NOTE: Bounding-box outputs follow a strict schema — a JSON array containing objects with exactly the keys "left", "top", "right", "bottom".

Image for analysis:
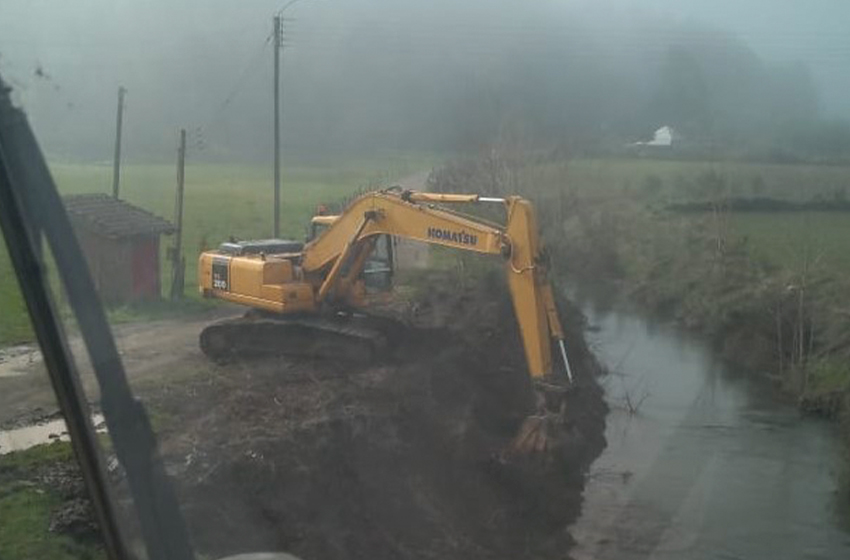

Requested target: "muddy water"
[
  {"left": 570, "top": 298, "right": 850, "bottom": 560},
  {"left": 0, "top": 344, "right": 41, "bottom": 378},
  {"left": 0, "top": 414, "right": 105, "bottom": 455}
]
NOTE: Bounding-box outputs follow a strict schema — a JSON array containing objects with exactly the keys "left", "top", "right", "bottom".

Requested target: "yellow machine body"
[
  {"left": 198, "top": 188, "right": 570, "bottom": 380},
  {"left": 198, "top": 253, "right": 320, "bottom": 314}
]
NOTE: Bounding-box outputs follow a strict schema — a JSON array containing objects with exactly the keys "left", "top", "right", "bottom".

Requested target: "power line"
[
  {"left": 275, "top": 0, "right": 307, "bottom": 17},
  {"left": 276, "top": 36, "right": 850, "bottom": 64},
  {"left": 198, "top": 33, "right": 273, "bottom": 136},
  {"left": 286, "top": 25, "right": 850, "bottom": 49},
  {"left": 218, "top": 33, "right": 273, "bottom": 110}
]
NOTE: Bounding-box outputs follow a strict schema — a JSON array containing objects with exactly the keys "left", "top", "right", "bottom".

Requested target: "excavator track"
[{"left": 200, "top": 311, "right": 397, "bottom": 363}]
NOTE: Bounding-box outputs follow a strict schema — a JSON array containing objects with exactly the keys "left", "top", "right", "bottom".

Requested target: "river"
[{"left": 569, "top": 295, "right": 850, "bottom": 560}]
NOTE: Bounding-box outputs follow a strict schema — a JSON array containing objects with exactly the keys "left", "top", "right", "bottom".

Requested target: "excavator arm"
[{"left": 302, "top": 189, "right": 573, "bottom": 382}]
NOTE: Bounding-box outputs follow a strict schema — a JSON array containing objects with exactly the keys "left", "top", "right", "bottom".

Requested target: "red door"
[{"left": 131, "top": 238, "right": 159, "bottom": 300}]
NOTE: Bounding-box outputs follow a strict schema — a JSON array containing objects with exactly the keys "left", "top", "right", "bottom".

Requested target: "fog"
[{"left": 1, "top": 0, "right": 849, "bottom": 161}]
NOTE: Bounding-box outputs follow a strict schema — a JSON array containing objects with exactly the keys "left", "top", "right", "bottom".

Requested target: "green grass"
[
  {"left": 0, "top": 441, "right": 75, "bottom": 471},
  {"left": 807, "top": 359, "right": 850, "bottom": 395},
  {"left": 729, "top": 212, "right": 850, "bottom": 275},
  {"left": 0, "top": 154, "right": 436, "bottom": 346},
  {"left": 518, "top": 157, "right": 850, "bottom": 276},
  {"left": 0, "top": 489, "right": 104, "bottom": 560},
  {"left": 523, "top": 157, "right": 850, "bottom": 201},
  {"left": 4, "top": 154, "right": 849, "bottom": 341},
  {"left": 0, "top": 442, "right": 105, "bottom": 560},
  {"left": 0, "top": 254, "right": 32, "bottom": 345}
]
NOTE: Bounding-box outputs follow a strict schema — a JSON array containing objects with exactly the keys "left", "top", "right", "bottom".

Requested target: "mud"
[
  {"left": 0, "top": 344, "right": 42, "bottom": 378},
  {"left": 152, "top": 277, "right": 607, "bottom": 559},
  {"left": 0, "top": 446, "right": 100, "bottom": 542},
  {"left": 39, "top": 461, "right": 101, "bottom": 540}
]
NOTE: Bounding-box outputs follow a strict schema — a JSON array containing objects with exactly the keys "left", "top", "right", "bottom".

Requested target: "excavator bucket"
[
  {"left": 506, "top": 383, "right": 571, "bottom": 456},
  {"left": 509, "top": 415, "right": 554, "bottom": 454}
]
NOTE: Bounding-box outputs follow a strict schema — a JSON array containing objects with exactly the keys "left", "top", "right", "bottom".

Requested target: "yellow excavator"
[{"left": 198, "top": 187, "right": 573, "bottom": 450}]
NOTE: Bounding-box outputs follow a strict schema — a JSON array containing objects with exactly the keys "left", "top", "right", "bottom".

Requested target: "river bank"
[
  {"left": 428, "top": 154, "right": 850, "bottom": 503},
  {"left": 555, "top": 187, "right": 850, "bottom": 510},
  {"left": 548, "top": 196, "right": 850, "bottom": 418}
]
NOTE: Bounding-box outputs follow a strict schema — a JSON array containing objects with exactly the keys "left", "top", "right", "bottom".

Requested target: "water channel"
[{"left": 570, "top": 295, "right": 850, "bottom": 559}]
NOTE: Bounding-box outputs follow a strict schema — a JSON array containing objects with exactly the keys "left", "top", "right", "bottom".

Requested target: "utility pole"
[
  {"left": 111, "top": 86, "right": 126, "bottom": 198},
  {"left": 170, "top": 129, "right": 186, "bottom": 300},
  {"left": 273, "top": 15, "right": 282, "bottom": 238}
]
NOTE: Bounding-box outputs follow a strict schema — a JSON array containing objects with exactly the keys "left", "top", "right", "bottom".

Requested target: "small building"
[
  {"left": 63, "top": 193, "right": 174, "bottom": 304},
  {"left": 646, "top": 125, "right": 678, "bottom": 147},
  {"left": 630, "top": 125, "right": 681, "bottom": 148}
]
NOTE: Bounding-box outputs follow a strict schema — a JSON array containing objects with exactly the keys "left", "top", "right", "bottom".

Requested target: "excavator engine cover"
[{"left": 218, "top": 239, "right": 304, "bottom": 256}]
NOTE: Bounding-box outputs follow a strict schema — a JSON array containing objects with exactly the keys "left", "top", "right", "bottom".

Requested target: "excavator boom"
[{"left": 298, "top": 189, "right": 571, "bottom": 380}]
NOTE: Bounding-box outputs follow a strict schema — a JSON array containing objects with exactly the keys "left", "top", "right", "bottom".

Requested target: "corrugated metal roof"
[{"left": 63, "top": 193, "right": 175, "bottom": 238}]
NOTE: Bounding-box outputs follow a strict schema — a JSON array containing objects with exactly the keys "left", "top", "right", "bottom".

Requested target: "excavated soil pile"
[{"left": 157, "top": 280, "right": 607, "bottom": 559}]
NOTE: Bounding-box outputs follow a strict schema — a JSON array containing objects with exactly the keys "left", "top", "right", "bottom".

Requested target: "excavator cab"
[
  {"left": 361, "top": 235, "right": 394, "bottom": 293},
  {"left": 309, "top": 214, "right": 394, "bottom": 294}
]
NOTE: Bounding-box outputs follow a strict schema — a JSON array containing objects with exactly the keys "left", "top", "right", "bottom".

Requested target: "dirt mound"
[{"left": 156, "top": 282, "right": 607, "bottom": 559}]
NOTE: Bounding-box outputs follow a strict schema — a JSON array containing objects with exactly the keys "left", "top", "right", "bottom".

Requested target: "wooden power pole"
[
  {"left": 170, "top": 129, "right": 186, "bottom": 300},
  {"left": 111, "top": 86, "right": 126, "bottom": 198},
  {"left": 273, "top": 14, "right": 282, "bottom": 238}
]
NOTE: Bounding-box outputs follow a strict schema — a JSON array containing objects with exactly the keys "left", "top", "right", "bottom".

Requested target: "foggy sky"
[{"left": 1, "top": 0, "right": 848, "bottom": 161}]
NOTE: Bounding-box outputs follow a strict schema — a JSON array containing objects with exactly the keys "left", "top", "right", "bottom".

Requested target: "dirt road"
[
  {"left": 0, "top": 306, "right": 238, "bottom": 428},
  {"left": 0, "top": 171, "right": 435, "bottom": 428}
]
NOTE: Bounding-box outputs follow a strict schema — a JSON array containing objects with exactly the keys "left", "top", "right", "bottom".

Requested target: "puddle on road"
[
  {"left": 0, "top": 345, "right": 42, "bottom": 378},
  {"left": 0, "top": 414, "right": 105, "bottom": 454}
]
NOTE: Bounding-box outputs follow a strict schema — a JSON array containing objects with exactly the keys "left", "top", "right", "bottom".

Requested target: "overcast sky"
[
  {"left": 1, "top": 0, "right": 848, "bottom": 159},
  {"left": 3, "top": 0, "right": 847, "bottom": 112},
  {"left": 639, "top": 0, "right": 850, "bottom": 118}
]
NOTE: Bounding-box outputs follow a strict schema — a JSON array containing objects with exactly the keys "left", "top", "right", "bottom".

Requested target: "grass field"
[
  {"left": 525, "top": 157, "right": 850, "bottom": 201},
  {"left": 4, "top": 154, "right": 850, "bottom": 346},
  {"left": 0, "top": 154, "right": 435, "bottom": 346},
  {"left": 729, "top": 212, "right": 850, "bottom": 275},
  {"left": 520, "top": 157, "right": 850, "bottom": 275}
]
